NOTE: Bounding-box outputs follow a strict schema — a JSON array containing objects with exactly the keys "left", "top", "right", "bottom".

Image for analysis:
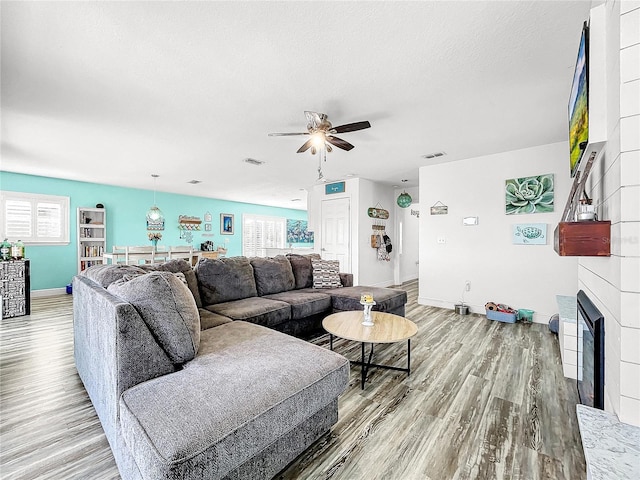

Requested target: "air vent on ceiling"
[
  {"left": 244, "top": 158, "right": 265, "bottom": 166},
  {"left": 187, "top": 180, "right": 202, "bottom": 184},
  {"left": 422, "top": 151, "right": 447, "bottom": 159}
]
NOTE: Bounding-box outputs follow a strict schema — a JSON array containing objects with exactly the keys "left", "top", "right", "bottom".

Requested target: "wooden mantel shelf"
[{"left": 554, "top": 221, "right": 611, "bottom": 257}]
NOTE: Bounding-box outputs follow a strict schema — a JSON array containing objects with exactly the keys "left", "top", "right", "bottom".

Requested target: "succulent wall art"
[{"left": 505, "top": 174, "right": 554, "bottom": 215}]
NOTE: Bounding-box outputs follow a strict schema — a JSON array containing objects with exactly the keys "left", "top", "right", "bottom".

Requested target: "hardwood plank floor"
[{"left": 0, "top": 281, "right": 585, "bottom": 479}]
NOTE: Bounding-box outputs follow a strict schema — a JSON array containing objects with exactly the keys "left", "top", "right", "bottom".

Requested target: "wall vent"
[{"left": 422, "top": 151, "right": 447, "bottom": 159}]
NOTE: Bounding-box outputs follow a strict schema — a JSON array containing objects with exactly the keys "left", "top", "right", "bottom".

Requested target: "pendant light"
[
  {"left": 146, "top": 174, "right": 165, "bottom": 228},
  {"left": 397, "top": 191, "right": 412, "bottom": 208}
]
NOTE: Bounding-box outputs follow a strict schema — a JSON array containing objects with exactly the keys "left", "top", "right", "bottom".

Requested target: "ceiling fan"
[{"left": 268, "top": 111, "right": 371, "bottom": 155}]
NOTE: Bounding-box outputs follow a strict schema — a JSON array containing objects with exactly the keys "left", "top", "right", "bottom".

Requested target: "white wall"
[
  {"left": 418, "top": 142, "right": 578, "bottom": 322},
  {"left": 394, "top": 186, "right": 420, "bottom": 284},
  {"left": 578, "top": 1, "right": 640, "bottom": 427},
  {"left": 307, "top": 177, "right": 397, "bottom": 287},
  {"left": 356, "top": 178, "right": 396, "bottom": 287}
]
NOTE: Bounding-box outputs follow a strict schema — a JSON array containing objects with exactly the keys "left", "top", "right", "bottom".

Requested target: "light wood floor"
[{"left": 0, "top": 281, "right": 585, "bottom": 479}]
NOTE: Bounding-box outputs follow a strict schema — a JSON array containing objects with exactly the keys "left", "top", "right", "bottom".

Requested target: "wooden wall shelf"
[{"left": 554, "top": 221, "right": 611, "bottom": 257}]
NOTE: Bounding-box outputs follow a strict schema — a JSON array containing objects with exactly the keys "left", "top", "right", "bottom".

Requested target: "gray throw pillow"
[
  {"left": 196, "top": 256, "right": 257, "bottom": 305},
  {"left": 311, "top": 259, "right": 342, "bottom": 289},
  {"left": 250, "top": 255, "right": 295, "bottom": 296},
  {"left": 80, "top": 264, "right": 147, "bottom": 288},
  {"left": 287, "top": 253, "right": 321, "bottom": 289},
  {"left": 156, "top": 259, "right": 192, "bottom": 274},
  {"left": 107, "top": 271, "right": 200, "bottom": 364},
  {"left": 156, "top": 260, "right": 202, "bottom": 308}
]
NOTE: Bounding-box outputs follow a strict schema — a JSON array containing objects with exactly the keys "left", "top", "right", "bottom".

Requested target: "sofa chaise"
[{"left": 72, "top": 254, "right": 406, "bottom": 479}]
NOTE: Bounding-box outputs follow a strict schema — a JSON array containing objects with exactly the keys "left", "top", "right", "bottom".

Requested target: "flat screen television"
[{"left": 568, "top": 22, "right": 589, "bottom": 178}]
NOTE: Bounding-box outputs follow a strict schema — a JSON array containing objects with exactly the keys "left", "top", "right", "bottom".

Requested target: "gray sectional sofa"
[
  {"left": 194, "top": 254, "right": 407, "bottom": 337},
  {"left": 73, "top": 254, "right": 406, "bottom": 479}
]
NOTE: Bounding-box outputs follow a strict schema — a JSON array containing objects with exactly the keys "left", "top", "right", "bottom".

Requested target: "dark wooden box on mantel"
[{"left": 554, "top": 221, "right": 611, "bottom": 256}]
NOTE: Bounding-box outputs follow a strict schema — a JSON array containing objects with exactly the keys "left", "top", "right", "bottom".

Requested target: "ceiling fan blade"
[
  {"left": 297, "top": 139, "right": 314, "bottom": 153},
  {"left": 268, "top": 132, "right": 310, "bottom": 137},
  {"left": 326, "top": 136, "right": 355, "bottom": 151},
  {"left": 330, "top": 121, "right": 371, "bottom": 134}
]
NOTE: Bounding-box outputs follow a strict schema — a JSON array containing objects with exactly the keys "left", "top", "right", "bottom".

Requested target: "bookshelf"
[{"left": 77, "top": 207, "right": 106, "bottom": 273}]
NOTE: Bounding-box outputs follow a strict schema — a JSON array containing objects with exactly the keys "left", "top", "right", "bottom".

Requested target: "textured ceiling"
[{"left": 1, "top": 1, "right": 593, "bottom": 210}]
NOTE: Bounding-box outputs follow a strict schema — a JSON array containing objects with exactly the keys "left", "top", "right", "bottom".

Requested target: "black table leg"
[
  {"left": 361, "top": 343, "right": 375, "bottom": 389},
  {"left": 361, "top": 342, "right": 365, "bottom": 389},
  {"left": 330, "top": 334, "right": 334, "bottom": 351}
]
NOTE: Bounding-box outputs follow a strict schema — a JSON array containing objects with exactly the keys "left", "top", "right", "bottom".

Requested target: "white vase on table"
[{"left": 360, "top": 300, "right": 376, "bottom": 326}]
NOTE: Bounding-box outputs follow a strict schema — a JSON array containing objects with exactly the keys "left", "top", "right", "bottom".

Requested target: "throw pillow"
[
  {"left": 156, "top": 259, "right": 192, "bottom": 274},
  {"left": 107, "top": 271, "right": 200, "bottom": 364},
  {"left": 156, "top": 260, "right": 202, "bottom": 308},
  {"left": 311, "top": 259, "right": 342, "bottom": 289},
  {"left": 80, "top": 264, "right": 147, "bottom": 288},
  {"left": 195, "top": 256, "right": 258, "bottom": 305},
  {"left": 287, "top": 253, "right": 321, "bottom": 289},
  {"left": 250, "top": 255, "right": 295, "bottom": 296}
]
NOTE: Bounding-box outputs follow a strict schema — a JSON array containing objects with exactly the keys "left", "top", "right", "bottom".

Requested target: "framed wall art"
[
  {"left": 221, "top": 214, "right": 234, "bottom": 235},
  {"left": 505, "top": 174, "right": 554, "bottom": 215},
  {"left": 512, "top": 223, "right": 547, "bottom": 245},
  {"left": 286, "top": 219, "right": 314, "bottom": 244}
]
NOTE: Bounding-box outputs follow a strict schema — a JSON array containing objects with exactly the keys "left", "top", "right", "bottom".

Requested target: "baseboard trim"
[
  {"left": 31, "top": 288, "right": 67, "bottom": 298},
  {"left": 417, "top": 296, "right": 483, "bottom": 315}
]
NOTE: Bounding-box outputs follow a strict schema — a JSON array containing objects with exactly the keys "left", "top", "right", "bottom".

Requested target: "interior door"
[{"left": 321, "top": 197, "right": 350, "bottom": 272}]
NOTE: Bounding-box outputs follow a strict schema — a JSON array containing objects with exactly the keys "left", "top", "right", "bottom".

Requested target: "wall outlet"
[
  {"left": 437, "top": 237, "right": 446, "bottom": 244},
  {"left": 465, "top": 281, "right": 471, "bottom": 291}
]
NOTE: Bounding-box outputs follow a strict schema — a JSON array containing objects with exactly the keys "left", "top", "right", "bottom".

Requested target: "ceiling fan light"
[
  {"left": 312, "top": 133, "right": 324, "bottom": 148},
  {"left": 311, "top": 146, "right": 317, "bottom": 155},
  {"left": 397, "top": 191, "right": 412, "bottom": 208}
]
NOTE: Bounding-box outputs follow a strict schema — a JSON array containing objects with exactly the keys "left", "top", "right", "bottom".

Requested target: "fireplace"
[{"left": 577, "top": 290, "right": 605, "bottom": 410}]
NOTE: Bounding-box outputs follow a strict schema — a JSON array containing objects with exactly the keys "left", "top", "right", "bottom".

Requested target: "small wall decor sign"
[
  {"left": 204, "top": 223, "right": 212, "bottom": 232},
  {"left": 430, "top": 201, "right": 448, "bottom": 215},
  {"left": 204, "top": 212, "right": 212, "bottom": 222},
  {"left": 178, "top": 215, "right": 202, "bottom": 230},
  {"left": 367, "top": 207, "right": 389, "bottom": 219},
  {"left": 505, "top": 174, "right": 554, "bottom": 215},
  {"left": 221, "top": 214, "right": 234, "bottom": 235},
  {"left": 325, "top": 182, "right": 345, "bottom": 195},
  {"left": 512, "top": 223, "right": 547, "bottom": 245}
]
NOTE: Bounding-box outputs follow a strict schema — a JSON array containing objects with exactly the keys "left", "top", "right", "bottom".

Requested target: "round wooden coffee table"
[{"left": 322, "top": 311, "right": 418, "bottom": 389}]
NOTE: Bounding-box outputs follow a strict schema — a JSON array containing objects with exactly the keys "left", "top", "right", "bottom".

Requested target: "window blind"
[
  {"left": 242, "top": 214, "right": 285, "bottom": 257},
  {"left": 0, "top": 191, "right": 70, "bottom": 244}
]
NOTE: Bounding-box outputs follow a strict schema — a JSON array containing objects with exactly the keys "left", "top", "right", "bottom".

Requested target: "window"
[
  {"left": 242, "top": 214, "right": 286, "bottom": 257},
  {"left": 0, "top": 191, "right": 70, "bottom": 244}
]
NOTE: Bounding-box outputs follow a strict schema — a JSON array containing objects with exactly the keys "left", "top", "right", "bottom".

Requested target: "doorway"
[{"left": 321, "top": 197, "right": 351, "bottom": 273}]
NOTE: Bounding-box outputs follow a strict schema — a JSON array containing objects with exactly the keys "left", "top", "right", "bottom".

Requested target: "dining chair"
[{"left": 126, "top": 246, "right": 155, "bottom": 265}]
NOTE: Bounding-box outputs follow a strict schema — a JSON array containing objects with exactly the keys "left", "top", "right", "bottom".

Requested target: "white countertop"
[
  {"left": 557, "top": 294, "right": 577, "bottom": 323},
  {"left": 576, "top": 404, "right": 640, "bottom": 480}
]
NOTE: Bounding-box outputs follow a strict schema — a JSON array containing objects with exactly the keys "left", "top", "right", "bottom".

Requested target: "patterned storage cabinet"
[{"left": 1, "top": 259, "right": 31, "bottom": 319}]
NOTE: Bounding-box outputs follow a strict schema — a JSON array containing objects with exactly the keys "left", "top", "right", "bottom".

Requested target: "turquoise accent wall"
[{"left": 1, "top": 172, "right": 308, "bottom": 291}]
